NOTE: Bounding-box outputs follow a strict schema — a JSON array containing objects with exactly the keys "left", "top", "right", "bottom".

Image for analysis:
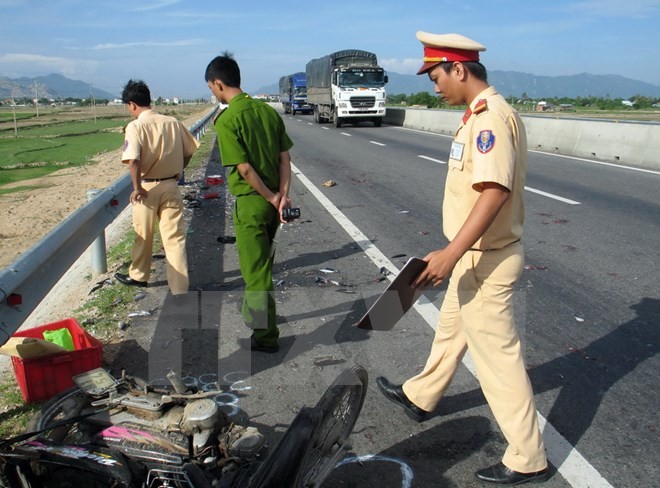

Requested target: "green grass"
[
  {"left": 0, "top": 112, "right": 35, "bottom": 122},
  {"left": 0, "top": 378, "right": 41, "bottom": 438},
  {"left": 9, "top": 117, "right": 127, "bottom": 137},
  {"left": 0, "top": 133, "right": 124, "bottom": 186}
]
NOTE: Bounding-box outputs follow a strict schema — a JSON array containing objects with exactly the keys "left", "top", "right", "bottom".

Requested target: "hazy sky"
[{"left": 1, "top": 0, "right": 659, "bottom": 98}]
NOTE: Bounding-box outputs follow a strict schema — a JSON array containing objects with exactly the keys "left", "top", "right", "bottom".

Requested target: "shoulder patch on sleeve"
[
  {"left": 473, "top": 99, "right": 488, "bottom": 115},
  {"left": 476, "top": 129, "right": 495, "bottom": 154}
]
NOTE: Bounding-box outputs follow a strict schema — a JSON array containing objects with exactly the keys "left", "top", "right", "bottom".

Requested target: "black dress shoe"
[
  {"left": 376, "top": 376, "right": 428, "bottom": 422},
  {"left": 114, "top": 273, "right": 147, "bottom": 287},
  {"left": 238, "top": 335, "right": 279, "bottom": 353},
  {"left": 475, "top": 462, "right": 549, "bottom": 485}
]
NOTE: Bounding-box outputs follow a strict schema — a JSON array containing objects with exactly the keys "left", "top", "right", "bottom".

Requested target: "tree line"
[
  {"left": 386, "top": 93, "right": 660, "bottom": 110},
  {"left": 0, "top": 96, "right": 210, "bottom": 107}
]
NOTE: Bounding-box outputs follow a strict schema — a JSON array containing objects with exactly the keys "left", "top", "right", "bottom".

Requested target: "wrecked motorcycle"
[{"left": 0, "top": 365, "right": 368, "bottom": 487}]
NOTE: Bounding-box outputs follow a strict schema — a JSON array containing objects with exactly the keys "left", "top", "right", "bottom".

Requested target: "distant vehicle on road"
[
  {"left": 279, "top": 72, "right": 312, "bottom": 115},
  {"left": 305, "top": 49, "right": 388, "bottom": 128}
]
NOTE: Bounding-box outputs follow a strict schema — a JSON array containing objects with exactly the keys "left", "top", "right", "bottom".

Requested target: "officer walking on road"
[
  {"left": 205, "top": 52, "right": 294, "bottom": 353},
  {"left": 115, "top": 79, "right": 200, "bottom": 295},
  {"left": 376, "top": 32, "right": 549, "bottom": 485}
]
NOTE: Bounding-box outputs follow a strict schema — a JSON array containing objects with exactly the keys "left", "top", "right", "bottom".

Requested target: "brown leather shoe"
[
  {"left": 475, "top": 462, "right": 550, "bottom": 485},
  {"left": 114, "top": 273, "right": 147, "bottom": 288},
  {"left": 376, "top": 376, "right": 428, "bottom": 422}
]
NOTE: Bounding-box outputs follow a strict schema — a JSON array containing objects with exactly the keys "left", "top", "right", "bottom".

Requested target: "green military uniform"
[{"left": 214, "top": 93, "right": 293, "bottom": 346}]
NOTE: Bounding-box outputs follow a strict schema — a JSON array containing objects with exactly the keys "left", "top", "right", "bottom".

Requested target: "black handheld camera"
[{"left": 282, "top": 207, "right": 301, "bottom": 222}]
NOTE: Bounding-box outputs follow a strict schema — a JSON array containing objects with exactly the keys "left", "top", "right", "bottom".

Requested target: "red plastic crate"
[{"left": 11, "top": 318, "right": 103, "bottom": 403}]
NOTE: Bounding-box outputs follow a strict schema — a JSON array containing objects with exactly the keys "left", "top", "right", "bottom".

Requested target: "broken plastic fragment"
[{"left": 128, "top": 310, "right": 151, "bottom": 318}]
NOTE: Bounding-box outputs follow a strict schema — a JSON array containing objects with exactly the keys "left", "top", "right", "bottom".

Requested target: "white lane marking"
[
  {"left": 391, "top": 126, "right": 657, "bottom": 175},
  {"left": 418, "top": 155, "right": 447, "bottom": 164},
  {"left": 370, "top": 141, "right": 386, "bottom": 146},
  {"left": 291, "top": 160, "right": 613, "bottom": 488},
  {"left": 341, "top": 132, "right": 352, "bottom": 136},
  {"left": 391, "top": 125, "right": 454, "bottom": 139},
  {"left": 322, "top": 127, "right": 330, "bottom": 130},
  {"left": 530, "top": 150, "right": 660, "bottom": 175},
  {"left": 525, "top": 186, "right": 581, "bottom": 205},
  {"left": 307, "top": 122, "right": 314, "bottom": 126},
  {"left": 416, "top": 157, "right": 579, "bottom": 204}
]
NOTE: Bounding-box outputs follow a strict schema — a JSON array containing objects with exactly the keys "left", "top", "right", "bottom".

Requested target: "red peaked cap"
[{"left": 416, "top": 32, "right": 486, "bottom": 75}]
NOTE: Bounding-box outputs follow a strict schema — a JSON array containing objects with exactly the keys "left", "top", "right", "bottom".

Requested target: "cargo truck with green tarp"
[{"left": 305, "top": 49, "right": 388, "bottom": 128}]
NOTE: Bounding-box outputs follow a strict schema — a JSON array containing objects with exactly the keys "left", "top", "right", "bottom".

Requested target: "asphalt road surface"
[{"left": 115, "top": 110, "right": 659, "bottom": 488}]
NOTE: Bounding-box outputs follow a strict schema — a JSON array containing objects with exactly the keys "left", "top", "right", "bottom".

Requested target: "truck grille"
[{"left": 350, "top": 96, "right": 376, "bottom": 109}]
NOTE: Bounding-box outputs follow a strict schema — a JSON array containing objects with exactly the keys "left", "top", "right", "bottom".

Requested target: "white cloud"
[
  {"left": 0, "top": 53, "right": 98, "bottom": 79},
  {"left": 90, "top": 39, "right": 203, "bottom": 50},
  {"left": 380, "top": 58, "right": 422, "bottom": 75},
  {"left": 130, "top": 0, "right": 181, "bottom": 12}
]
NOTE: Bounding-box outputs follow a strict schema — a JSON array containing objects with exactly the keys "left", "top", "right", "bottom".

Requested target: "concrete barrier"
[{"left": 384, "top": 107, "right": 660, "bottom": 170}]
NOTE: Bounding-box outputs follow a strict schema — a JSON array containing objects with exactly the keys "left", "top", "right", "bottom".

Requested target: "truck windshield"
[
  {"left": 294, "top": 87, "right": 307, "bottom": 97},
  {"left": 338, "top": 70, "right": 385, "bottom": 88}
]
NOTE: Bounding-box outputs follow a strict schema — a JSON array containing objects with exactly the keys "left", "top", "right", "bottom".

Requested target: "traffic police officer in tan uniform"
[
  {"left": 377, "top": 33, "right": 549, "bottom": 485},
  {"left": 115, "top": 79, "right": 199, "bottom": 295}
]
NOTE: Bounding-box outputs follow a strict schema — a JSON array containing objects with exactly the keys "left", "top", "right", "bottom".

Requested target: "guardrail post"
[{"left": 86, "top": 189, "right": 107, "bottom": 274}]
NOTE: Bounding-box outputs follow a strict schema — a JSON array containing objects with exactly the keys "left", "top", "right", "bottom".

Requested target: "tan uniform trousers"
[
  {"left": 403, "top": 242, "right": 547, "bottom": 472},
  {"left": 129, "top": 179, "right": 189, "bottom": 295}
]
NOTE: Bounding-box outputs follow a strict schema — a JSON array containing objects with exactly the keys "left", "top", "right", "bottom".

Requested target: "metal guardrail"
[{"left": 0, "top": 105, "right": 220, "bottom": 345}]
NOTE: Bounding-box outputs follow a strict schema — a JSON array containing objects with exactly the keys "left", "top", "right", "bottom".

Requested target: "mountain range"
[
  {"left": 256, "top": 71, "right": 660, "bottom": 99},
  {"left": 0, "top": 74, "right": 116, "bottom": 100},
  {"left": 2, "top": 71, "right": 659, "bottom": 102}
]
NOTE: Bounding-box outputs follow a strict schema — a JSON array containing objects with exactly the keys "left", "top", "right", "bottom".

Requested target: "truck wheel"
[
  {"left": 291, "top": 108, "right": 296, "bottom": 115},
  {"left": 374, "top": 117, "right": 382, "bottom": 127},
  {"left": 334, "top": 115, "right": 342, "bottom": 128},
  {"left": 313, "top": 107, "right": 320, "bottom": 124}
]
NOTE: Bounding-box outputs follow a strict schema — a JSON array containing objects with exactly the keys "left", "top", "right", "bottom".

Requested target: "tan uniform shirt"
[
  {"left": 444, "top": 86, "right": 526, "bottom": 250},
  {"left": 121, "top": 109, "right": 199, "bottom": 178}
]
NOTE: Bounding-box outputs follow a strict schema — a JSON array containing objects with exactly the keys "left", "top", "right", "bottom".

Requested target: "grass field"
[{"left": 0, "top": 104, "right": 209, "bottom": 188}]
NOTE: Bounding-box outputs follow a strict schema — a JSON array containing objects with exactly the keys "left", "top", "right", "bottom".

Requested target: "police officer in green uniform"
[{"left": 205, "top": 52, "right": 294, "bottom": 353}]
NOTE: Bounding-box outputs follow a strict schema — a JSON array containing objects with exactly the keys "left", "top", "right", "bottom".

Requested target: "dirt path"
[{"left": 0, "top": 150, "right": 127, "bottom": 268}]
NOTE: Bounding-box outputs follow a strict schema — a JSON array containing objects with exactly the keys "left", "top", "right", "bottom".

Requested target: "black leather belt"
[{"left": 142, "top": 176, "right": 177, "bottom": 182}]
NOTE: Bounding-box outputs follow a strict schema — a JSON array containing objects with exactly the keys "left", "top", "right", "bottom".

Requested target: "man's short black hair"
[
  {"left": 441, "top": 61, "right": 488, "bottom": 82},
  {"left": 121, "top": 79, "right": 151, "bottom": 107},
  {"left": 205, "top": 51, "right": 241, "bottom": 88}
]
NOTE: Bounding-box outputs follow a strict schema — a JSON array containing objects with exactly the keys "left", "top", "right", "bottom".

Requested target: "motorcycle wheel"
[
  {"left": 245, "top": 366, "right": 368, "bottom": 488},
  {"left": 243, "top": 406, "right": 321, "bottom": 488},
  {"left": 26, "top": 386, "right": 96, "bottom": 443},
  {"left": 299, "top": 365, "right": 368, "bottom": 487}
]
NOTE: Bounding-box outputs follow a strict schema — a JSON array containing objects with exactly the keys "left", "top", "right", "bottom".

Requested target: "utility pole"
[
  {"left": 90, "top": 83, "right": 97, "bottom": 122},
  {"left": 11, "top": 87, "right": 18, "bottom": 136},
  {"left": 33, "top": 81, "right": 39, "bottom": 117}
]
